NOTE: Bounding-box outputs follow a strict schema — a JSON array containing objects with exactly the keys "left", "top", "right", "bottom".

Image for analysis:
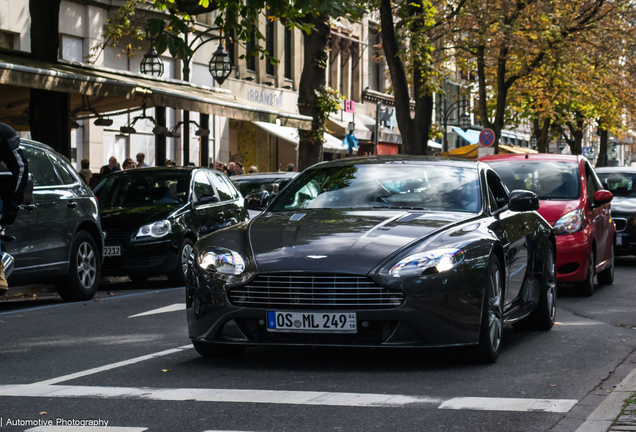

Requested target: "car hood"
[
  {"left": 100, "top": 205, "right": 180, "bottom": 230},
  {"left": 538, "top": 200, "right": 581, "bottom": 225},
  {"left": 249, "top": 209, "right": 474, "bottom": 274},
  {"left": 609, "top": 196, "right": 636, "bottom": 215}
]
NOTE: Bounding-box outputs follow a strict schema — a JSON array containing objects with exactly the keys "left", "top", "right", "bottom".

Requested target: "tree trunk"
[
  {"left": 597, "top": 120, "right": 609, "bottom": 167},
  {"left": 379, "top": 0, "right": 431, "bottom": 155},
  {"left": 29, "top": 0, "right": 71, "bottom": 158},
  {"left": 567, "top": 115, "right": 585, "bottom": 155},
  {"left": 297, "top": 14, "right": 330, "bottom": 171},
  {"left": 533, "top": 117, "right": 551, "bottom": 153}
]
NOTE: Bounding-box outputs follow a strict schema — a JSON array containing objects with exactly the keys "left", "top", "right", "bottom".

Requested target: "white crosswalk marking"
[
  {"left": 128, "top": 303, "right": 185, "bottom": 318},
  {"left": 438, "top": 396, "right": 577, "bottom": 412}
]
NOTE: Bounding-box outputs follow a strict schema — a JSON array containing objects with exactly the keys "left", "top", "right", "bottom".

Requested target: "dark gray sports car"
[{"left": 187, "top": 157, "right": 556, "bottom": 363}]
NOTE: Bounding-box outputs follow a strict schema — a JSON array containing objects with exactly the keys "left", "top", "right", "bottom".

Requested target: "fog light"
[{"left": 362, "top": 321, "right": 369, "bottom": 328}]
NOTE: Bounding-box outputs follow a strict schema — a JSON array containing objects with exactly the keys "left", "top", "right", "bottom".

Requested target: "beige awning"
[{"left": 0, "top": 50, "right": 312, "bottom": 130}]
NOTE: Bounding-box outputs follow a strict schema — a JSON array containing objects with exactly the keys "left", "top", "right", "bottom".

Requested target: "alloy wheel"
[
  {"left": 76, "top": 241, "right": 97, "bottom": 289},
  {"left": 181, "top": 243, "right": 193, "bottom": 278},
  {"left": 488, "top": 265, "right": 503, "bottom": 353},
  {"left": 545, "top": 249, "right": 557, "bottom": 321}
]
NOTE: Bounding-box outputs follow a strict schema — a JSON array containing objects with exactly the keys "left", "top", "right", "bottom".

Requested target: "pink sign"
[{"left": 344, "top": 99, "right": 355, "bottom": 113}]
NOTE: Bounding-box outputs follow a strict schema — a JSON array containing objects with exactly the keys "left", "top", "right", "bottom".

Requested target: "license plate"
[
  {"left": 617, "top": 236, "right": 623, "bottom": 246},
  {"left": 267, "top": 311, "right": 357, "bottom": 333},
  {"left": 104, "top": 246, "right": 121, "bottom": 257}
]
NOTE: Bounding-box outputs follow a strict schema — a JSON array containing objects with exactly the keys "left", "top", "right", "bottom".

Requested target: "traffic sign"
[
  {"left": 344, "top": 99, "right": 355, "bottom": 113},
  {"left": 479, "top": 129, "right": 496, "bottom": 147}
]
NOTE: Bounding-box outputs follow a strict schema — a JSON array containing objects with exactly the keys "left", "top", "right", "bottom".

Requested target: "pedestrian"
[
  {"left": 100, "top": 156, "right": 121, "bottom": 176},
  {"left": 248, "top": 165, "right": 258, "bottom": 174},
  {"left": 286, "top": 163, "right": 295, "bottom": 172},
  {"left": 227, "top": 162, "right": 236, "bottom": 177},
  {"left": 0, "top": 123, "right": 29, "bottom": 295},
  {"left": 136, "top": 152, "right": 149, "bottom": 168},
  {"left": 233, "top": 162, "right": 244, "bottom": 176},
  {"left": 214, "top": 161, "right": 224, "bottom": 171},
  {"left": 78, "top": 158, "right": 92, "bottom": 184},
  {"left": 166, "top": 159, "right": 176, "bottom": 166},
  {"left": 123, "top": 158, "right": 135, "bottom": 170}
]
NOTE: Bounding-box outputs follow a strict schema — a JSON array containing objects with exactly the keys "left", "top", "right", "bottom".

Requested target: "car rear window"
[
  {"left": 597, "top": 172, "right": 636, "bottom": 197},
  {"left": 487, "top": 161, "right": 581, "bottom": 200}
]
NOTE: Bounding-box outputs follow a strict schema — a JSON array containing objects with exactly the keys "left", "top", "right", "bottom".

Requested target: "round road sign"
[{"left": 479, "top": 129, "right": 496, "bottom": 147}]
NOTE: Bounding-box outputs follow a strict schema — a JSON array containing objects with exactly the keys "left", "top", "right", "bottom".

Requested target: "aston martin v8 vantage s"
[{"left": 187, "top": 157, "right": 556, "bottom": 363}]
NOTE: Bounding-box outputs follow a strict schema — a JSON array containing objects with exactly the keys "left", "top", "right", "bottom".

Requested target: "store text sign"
[{"left": 248, "top": 89, "right": 283, "bottom": 109}]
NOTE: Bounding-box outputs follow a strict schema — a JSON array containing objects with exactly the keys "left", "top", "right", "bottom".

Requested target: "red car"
[{"left": 480, "top": 154, "right": 615, "bottom": 296}]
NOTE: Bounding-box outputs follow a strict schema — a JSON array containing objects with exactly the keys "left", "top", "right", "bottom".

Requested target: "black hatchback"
[
  {"left": 5, "top": 140, "right": 103, "bottom": 301},
  {"left": 93, "top": 167, "right": 248, "bottom": 284}
]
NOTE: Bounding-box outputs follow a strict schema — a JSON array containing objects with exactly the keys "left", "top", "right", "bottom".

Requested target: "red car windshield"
[{"left": 487, "top": 161, "right": 581, "bottom": 200}]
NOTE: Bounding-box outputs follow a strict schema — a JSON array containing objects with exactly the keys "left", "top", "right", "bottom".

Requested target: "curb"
[{"left": 575, "top": 368, "right": 636, "bottom": 432}]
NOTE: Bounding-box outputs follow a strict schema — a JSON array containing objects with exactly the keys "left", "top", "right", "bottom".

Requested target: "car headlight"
[
  {"left": 390, "top": 248, "right": 465, "bottom": 277},
  {"left": 136, "top": 220, "right": 172, "bottom": 239},
  {"left": 553, "top": 209, "right": 582, "bottom": 235},
  {"left": 198, "top": 247, "right": 246, "bottom": 275}
]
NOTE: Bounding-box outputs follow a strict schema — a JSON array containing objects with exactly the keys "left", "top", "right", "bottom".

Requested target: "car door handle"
[
  {"left": 66, "top": 201, "right": 78, "bottom": 209},
  {"left": 22, "top": 204, "right": 36, "bottom": 211}
]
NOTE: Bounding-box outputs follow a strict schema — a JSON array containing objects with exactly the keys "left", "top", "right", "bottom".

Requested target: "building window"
[
  {"left": 368, "top": 25, "right": 385, "bottom": 92},
  {"left": 0, "top": 31, "right": 14, "bottom": 49},
  {"left": 266, "top": 18, "right": 275, "bottom": 75},
  {"left": 284, "top": 27, "right": 292, "bottom": 79},
  {"left": 60, "top": 35, "right": 84, "bottom": 62},
  {"left": 246, "top": 29, "right": 256, "bottom": 71}
]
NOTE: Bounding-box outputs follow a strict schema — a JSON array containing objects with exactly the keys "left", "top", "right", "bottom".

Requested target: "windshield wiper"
[{"left": 372, "top": 206, "right": 431, "bottom": 211}]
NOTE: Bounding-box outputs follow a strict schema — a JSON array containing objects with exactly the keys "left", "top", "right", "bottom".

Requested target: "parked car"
[
  {"left": 230, "top": 172, "right": 298, "bottom": 218},
  {"left": 4, "top": 140, "right": 103, "bottom": 301},
  {"left": 481, "top": 154, "right": 615, "bottom": 296},
  {"left": 596, "top": 167, "right": 636, "bottom": 256},
  {"left": 187, "top": 156, "right": 556, "bottom": 363},
  {"left": 93, "top": 167, "right": 248, "bottom": 285}
]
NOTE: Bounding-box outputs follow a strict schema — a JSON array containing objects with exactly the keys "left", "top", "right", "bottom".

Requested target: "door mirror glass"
[
  {"left": 245, "top": 190, "right": 269, "bottom": 211},
  {"left": 509, "top": 190, "right": 539, "bottom": 212},
  {"left": 593, "top": 190, "right": 613, "bottom": 207}
]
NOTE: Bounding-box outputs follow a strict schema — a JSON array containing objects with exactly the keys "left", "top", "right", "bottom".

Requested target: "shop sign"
[{"left": 248, "top": 89, "right": 283, "bottom": 109}]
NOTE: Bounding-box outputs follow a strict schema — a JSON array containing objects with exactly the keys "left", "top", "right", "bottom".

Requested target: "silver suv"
[{"left": 4, "top": 140, "right": 103, "bottom": 301}]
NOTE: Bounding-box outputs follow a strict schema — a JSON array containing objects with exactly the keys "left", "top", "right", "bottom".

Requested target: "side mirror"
[
  {"left": 23, "top": 173, "right": 34, "bottom": 205},
  {"left": 509, "top": 189, "right": 539, "bottom": 212},
  {"left": 245, "top": 190, "right": 270, "bottom": 211},
  {"left": 593, "top": 190, "right": 613, "bottom": 207},
  {"left": 196, "top": 195, "right": 219, "bottom": 205}
]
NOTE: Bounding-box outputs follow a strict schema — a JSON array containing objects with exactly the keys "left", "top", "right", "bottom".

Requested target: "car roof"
[
  {"left": 595, "top": 166, "right": 636, "bottom": 173},
  {"left": 231, "top": 172, "right": 298, "bottom": 180},
  {"left": 479, "top": 153, "right": 583, "bottom": 163},
  {"left": 310, "top": 155, "right": 481, "bottom": 169},
  {"left": 21, "top": 138, "right": 57, "bottom": 153}
]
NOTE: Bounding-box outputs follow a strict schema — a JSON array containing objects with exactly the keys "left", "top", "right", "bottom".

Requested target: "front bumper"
[
  {"left": 186, "top": 267, "right": 485, "bottom": 349},
  {"left": 614, "top": 215, "right": 636, "bottom": 256},
  {"left": 555, "top": 227, "right": 593, "bottom": 283},
  {"left": 101, "top": 238, "right": 178, "bottom": 277}
]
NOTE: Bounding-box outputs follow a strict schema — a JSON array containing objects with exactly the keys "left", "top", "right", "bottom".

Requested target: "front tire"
[
  {"left": 597, "top": 242, "right": 614, "bottom": 286},
  {"left": 168, "top": 238, "right": 193, "bottom": 286},
  {"left": 577, "top": 250, "right": 595, "bottom": 297},
  {"left": 192, "top": 341, "right": 246, "bottom": 358},
  {"left": 57, "top": 231, "right": 100, "bottom": 302},
  {"left": 476, "top": 255, "right": 504, "bottom": 363},
  {"left": 513, "top": 245, "right": 556, "bottom": 331}
]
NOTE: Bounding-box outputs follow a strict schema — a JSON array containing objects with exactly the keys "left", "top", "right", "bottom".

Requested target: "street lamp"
[
  {"left": 140, "top": 46, "right": 165, "bottom": 77},
  {"left": 531, "top": 136, "right": 538, "bottom": 149},
  {"left": 557, "top": 137, "right": 567, "bottom": 152},
  {"left": 208, "top": 43, "right": 232, "bottom": 85},
  {"left": 435, "top": 98, "right": 471, "bottom": 154}
]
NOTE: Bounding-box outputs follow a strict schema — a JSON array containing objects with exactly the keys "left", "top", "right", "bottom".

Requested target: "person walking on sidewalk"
[{"left": 0, "top": 123, "right": 29, "bottom": 295}]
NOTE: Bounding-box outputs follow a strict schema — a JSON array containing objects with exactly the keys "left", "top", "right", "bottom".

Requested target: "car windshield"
[
  {"left": 269, "top": 164, "right": 481, "bottom": 212},
  {"left": 487, "top": 161, "right": 581, "bottom": 200},
  {"left": 232, "top": 176, "right": 293, "bottom": 198},
  {"left": 93, "top": 170, "right": 191, "bottom": 209},
  {"left": 597, "top": 172, "right": 636, "bottom": 197}
]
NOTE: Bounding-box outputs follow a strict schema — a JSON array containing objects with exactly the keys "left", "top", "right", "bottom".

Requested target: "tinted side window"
[
  {"left": 193, "top": 171, "right": 215, "bottom": 201},
  {"left": 208, "top": 172, "right": 234, "bottom": 201},
  {"left": 487, "top": 171, "right": 509, "bottom": 210},
  {"left": 22, "top": 147, "right": 60, "bottom": 187},
  {"left": 49, "top": 155, "right": 76, "bottom": 185},
  {"left": 220, "top": 175, "right": 239, "bottom": 198},
  {"left": 585, "top": 162, "right": 603, "bottom": 202}
]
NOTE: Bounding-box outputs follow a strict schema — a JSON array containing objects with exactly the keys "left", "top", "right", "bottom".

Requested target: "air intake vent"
[{"left": 228, "top": 274, "right": 405, "bottom": 310}]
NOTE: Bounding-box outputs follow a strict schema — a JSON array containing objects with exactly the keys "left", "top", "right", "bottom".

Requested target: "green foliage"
[{"left": 312, "top": 87, "right": 345, "bottom": 143}]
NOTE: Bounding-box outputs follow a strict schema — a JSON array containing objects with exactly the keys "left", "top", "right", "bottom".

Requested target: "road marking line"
[
  {"left": 0, "top": 384, "right": 441, "bottom": 408},
  {"left": 438, "top": 397, "right": 577, "bottom": 412},
  {"left": 0, "top": 384, "right": 577, "bottom": 412},
  {"left": 554, "top": 321, "right": 603, "bottom": 326},
  {"left": 128, "top": 303, "right": 185, "bottom": 318},
  {"left": 25, "top": 427, "right": 147, "bottom": 432},
  {"left": 32, "top": 345, "right": 193, "bottom": 385}
]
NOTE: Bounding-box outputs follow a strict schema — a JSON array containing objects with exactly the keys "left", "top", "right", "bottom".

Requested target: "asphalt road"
[{"left": 0, "top": 260, "right": 635, "bottom": 432}]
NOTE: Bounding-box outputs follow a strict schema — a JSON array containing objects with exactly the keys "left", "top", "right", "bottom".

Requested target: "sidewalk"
[{"left": 610, "top": 394, "right": 636, "bottom": 432}]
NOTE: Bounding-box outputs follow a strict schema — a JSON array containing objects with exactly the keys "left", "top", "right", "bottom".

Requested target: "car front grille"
[
  {"left": 104, "top": 228, "right": 135, "bottom": 246},
  {"left": 228, "top": 274, "right": 405, "bottom": 310},
  {"left": 614, "top": 218, "right": 628, "bottom": 232}
]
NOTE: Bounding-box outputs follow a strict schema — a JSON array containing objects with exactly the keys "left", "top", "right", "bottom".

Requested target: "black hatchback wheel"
[
  {"left": 476, "top": 255, "right": 504, "bottom": 363},
  {"left": 57, "top": 231, "right": 100, "bottom": 302},
  {"left": 168, "top": 238, "right": 193, "bottom": 286}
]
